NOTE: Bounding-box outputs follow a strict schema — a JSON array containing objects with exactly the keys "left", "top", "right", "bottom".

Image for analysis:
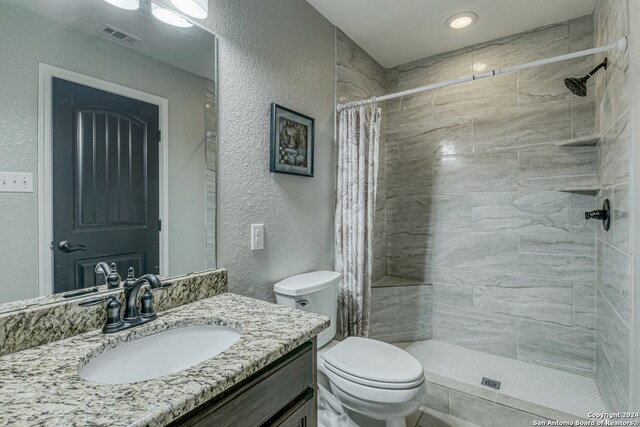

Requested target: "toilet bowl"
[{"left": 274, "top": 271, "right": 425, "bottom": 427}]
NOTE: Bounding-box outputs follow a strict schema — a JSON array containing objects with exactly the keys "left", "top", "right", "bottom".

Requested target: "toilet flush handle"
[{"left": 295, "top": 299, "right": 309, "bottom": 308}]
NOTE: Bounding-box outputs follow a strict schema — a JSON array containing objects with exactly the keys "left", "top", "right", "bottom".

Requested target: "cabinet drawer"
[{"left": 170, "top": 341, "right": 314, "bottom": 427}]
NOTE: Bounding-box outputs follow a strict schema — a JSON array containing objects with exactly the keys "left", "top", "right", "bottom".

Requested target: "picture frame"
[{"left": 270, "top": 103, "right": 315, "bottom": 177}]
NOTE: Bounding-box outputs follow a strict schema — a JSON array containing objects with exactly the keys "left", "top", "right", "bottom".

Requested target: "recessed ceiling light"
[
  {"left": 151, "top": 3, "right": 193, "bottom": 28},
  {"left": 473, "top": 63, "right": 488, "bottom": 72},
  {"left": 103, "top": 0, "right": 140, "bottom": 10},
  {"left": 171, "top": 0, "right": 208, "bottom": 19},
  {"left": 445, "top": 12, "right": 478, "bottom": 30}
]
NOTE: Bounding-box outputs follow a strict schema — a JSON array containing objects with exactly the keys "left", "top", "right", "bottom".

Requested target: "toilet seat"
[
  {"left": 322, "top": 337, "right": 424, "bottom": 387},
  {"left": 323, "top": 361, "right": 424, "bottom": 389}
]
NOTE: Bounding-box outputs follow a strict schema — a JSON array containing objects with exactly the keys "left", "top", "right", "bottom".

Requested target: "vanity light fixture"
[
  {"left": 151, "top": 3, "right": 193, "bottom": 28},
  {"left": 104, "top": 0, "right": 140, "bottom": 10},
  {"left": 445, "top": 12, "right": 478, "bottom": 29},
  {"left": 171, "top": 0, "right": 208, "bottom": 19}
]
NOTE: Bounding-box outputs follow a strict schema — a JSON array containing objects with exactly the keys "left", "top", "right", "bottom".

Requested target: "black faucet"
[
  {"left": 95, "top": 262, "right": 122, "bottom": 289},
  {"left": 79, "top": 273, "right": 170, "bottom": 334},
  {"left": 123, "top": 274, "right": 163, "bottom": 322}
]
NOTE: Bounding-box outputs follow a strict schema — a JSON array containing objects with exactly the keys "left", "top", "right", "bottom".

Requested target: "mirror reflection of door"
[{"left": 52, "top": 78, "right": 160, "bottom": 293}]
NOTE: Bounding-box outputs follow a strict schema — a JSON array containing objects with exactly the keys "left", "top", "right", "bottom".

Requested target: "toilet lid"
[{"left": 323, "top": 337, "right": 424, "bottom": 386}]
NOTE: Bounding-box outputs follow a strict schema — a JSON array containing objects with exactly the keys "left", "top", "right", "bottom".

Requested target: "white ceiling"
[{"left": 306, "top": 0, "right": 597, "bottom": 68}]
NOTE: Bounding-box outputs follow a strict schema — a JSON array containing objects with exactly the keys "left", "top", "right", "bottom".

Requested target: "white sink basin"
[{"left": 78, "top": 325, "right": 241, "bottom": 384}]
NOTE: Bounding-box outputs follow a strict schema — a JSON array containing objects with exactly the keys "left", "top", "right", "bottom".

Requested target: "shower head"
[
  {"left": 564, "top": 77, "right": 588, "bottom": 97},
  {"left": 564, "top": 58, "right": 608, "bottom": 97}
]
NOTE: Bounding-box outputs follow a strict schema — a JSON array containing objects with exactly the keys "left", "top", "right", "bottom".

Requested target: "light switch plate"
[
  {"left": 251, "top": 224, "right": 264, "bottom": 250},
  {"left": 0, "top": 172, "right": 33, "bottom": 193}
]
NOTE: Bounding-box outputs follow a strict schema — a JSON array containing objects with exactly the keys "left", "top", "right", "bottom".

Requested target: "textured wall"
[
  {"left": 593, "top": 0, "right": 633, "bottom": 412},
  {"left": 203, "top": 0, "right": 336, "bottom": 302},
  {"left": 376, "top": 17, "right": 600, "bottom": 377},
  {"left": 0, "top": 4, "right": 209, "bottom": 303}
]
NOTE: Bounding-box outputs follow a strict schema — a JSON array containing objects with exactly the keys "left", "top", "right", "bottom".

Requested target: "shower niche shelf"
[
  {"left": 555, "top": 134, "right": 601, "bottom": 147},
  {"left": 557, "top": 188, "right": 599, "bottom": 195}
]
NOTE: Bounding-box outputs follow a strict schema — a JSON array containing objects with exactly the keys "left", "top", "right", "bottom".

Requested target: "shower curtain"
[{"left": 335, "top": 102, "right": 381, "bottom": 338}]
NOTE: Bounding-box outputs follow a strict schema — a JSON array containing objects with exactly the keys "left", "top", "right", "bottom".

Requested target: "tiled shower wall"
[
  {"left": 336, "top": 17, "right": 607, "bottom": 377},
  {"left": 593, "top": 0, "right": 633, "bottom": 412},
  {"left": 383, "top": 16, "right": 599, "bottom": 377}
]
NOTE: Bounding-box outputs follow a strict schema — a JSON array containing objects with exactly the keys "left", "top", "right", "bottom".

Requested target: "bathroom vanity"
[
  {"left": 0, "top": 292, "right": 329, "bottom": 426},
  {"left": 170, "top": 341, "right": 316, "bottom": 426}
]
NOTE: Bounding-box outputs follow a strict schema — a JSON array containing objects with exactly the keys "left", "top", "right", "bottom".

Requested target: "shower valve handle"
[{"left": 584, "top": 210, "right": 608, "bottom": 220}]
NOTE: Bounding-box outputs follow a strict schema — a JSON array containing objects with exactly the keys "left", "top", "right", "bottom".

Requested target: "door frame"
[{"left": 37, "top": 63, "right": 170, "bottom": 296}]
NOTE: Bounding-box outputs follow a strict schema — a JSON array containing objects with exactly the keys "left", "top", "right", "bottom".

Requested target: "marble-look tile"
[
  {"left": 418, "top": 407, "right": 481, "bottom": 427},
  {"left": 336, "top": 29, "right": 385, "bottom": 102},
  {"left": 597, "top": 241, "right": 632, "bottom": 324},
  {"left": 518, "top": 144, "right": 597, "bottom": 191},
  {"left": 433, "top": 283, "right": 474, "bottom": 312},
  {"left": 518, "top": 57, "right": 593, "bottom": 106},
  {"left": 601, "top": 351, "right": 629, "bottom": 412},
  {"left": 473, "top": 101, "right": 572, "bottom": 151},
  {"left": 433, "top": 310, "right": 518, "bottom": 358},
  {"left": 433, "top": 74, "right": 517, "bottom": 119},
  {"left": 573, "top": 280, "right": 597, "bottom": 330},
  {"left": 449, "top": 391, "right": 542, "bottom": 427},
  {"left": 612, "top": 183, "right": 630, "bottom": 254},
  {"left": 468, "top": 233, "right": 519, "bottom": 275},
  {"left": 518, "top": 320, "right": 596, "bottom": 376},
  {"left": 393, "top": 91, "right": 434, "bottom": 130},
  {"left": 369, "top": 285, "right": 433, "bottom": 342},
  {"left": 518, "top": 235, "right": 595, "bottom": 257},
  {"left": 571, "top": 97, "right": 597, "bottom": 139},
  {"left": 598, "top": 49, "right": 629, "bottom": 134},
  {"left": 472, "top": 192, "right": 570, "bottom": 234},
  {"left": 386, "top": 157, "right": 433, "bottom": 197},
  {"left": 597, "top": 289, "right": 631, "bottom": 397},
  {"left": 570, "top": 15, "right": 594, "bottom": 52},
  {"left": 474, "top": 275, "right": 573, "bottom": 326},
  {"left": 397, "top": 47, "right": 472, "bottom": 91},
  {"left": 519, "top": 235, "right": 595, "bottom": 282},
  {"left": 386, "top": 255, "right": 430, "bottom": 281},
  {"left": 432, "top": 152, "right": 518, "bottom": 193},
  {"left": 423, "top": 382, "right": 450, "bottom": 414},
  {"left": 570, "top": 193, "right": 597, "bottom": 237},
  {"left": 398, "top": 194, "right": 472, "bottom": 230},
  {"left": 472, "top": 22, "right": 569, "bottom": 70},
  {"left": 386, "top": 228, "right": 431, "bottom": 258},
  {"left": 398, "top": 117, "right": 474, "bottom": 159},
  {"left": 600, "top": 112, "right": 630, "bottom": 188},
  {"left": 429, "top": 231, "right": 519, "bottom": 275}
]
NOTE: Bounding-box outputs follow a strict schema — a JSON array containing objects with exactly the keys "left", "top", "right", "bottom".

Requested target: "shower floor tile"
[{"left": 395, "top": 340, "right": 606, "bottom": 419}]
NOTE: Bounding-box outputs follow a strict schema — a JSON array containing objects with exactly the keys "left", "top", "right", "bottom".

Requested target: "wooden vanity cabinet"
[{"left": 168, "top": 339, "right": 317, "bottom": 427}]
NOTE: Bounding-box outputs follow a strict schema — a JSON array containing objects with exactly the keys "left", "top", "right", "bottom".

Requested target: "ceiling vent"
[{"left": 96, "top": 24, "right": 141, "bottom": 45}]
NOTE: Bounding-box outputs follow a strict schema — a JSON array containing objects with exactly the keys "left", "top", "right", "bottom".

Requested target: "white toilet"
[{"left": 274, "top": 271, "right": 425, "bottom": 427}]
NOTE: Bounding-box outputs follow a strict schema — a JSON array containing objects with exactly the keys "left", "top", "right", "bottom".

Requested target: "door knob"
[{"left": 58, "top": 240, "right": 86, "bottom": 253}]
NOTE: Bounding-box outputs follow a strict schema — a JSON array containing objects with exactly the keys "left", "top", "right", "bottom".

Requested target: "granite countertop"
[{"left": 0, "top": 293, "right": 330, "bottom": 427}]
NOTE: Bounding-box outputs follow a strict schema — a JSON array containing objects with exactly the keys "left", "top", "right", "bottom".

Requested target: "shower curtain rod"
[{"left": 336, "top": 36, "right": 628, "bottom": 112}]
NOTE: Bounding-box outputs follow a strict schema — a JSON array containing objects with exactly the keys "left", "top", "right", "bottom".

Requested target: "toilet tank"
[{"left": 274, "top": 271, "right": 340, "bottom": 348}]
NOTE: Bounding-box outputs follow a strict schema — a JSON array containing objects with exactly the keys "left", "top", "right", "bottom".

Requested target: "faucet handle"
[
  {"left": 79, "top": 296, "right": 124, "bottom": 334},
  {"left": 140, "top": 289, "right": 155, "bottom": 319},
  {"left": 106, "top": 263, "right": 121, "bottom": 289}
]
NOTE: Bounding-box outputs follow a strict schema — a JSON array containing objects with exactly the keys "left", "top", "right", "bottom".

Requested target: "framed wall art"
[{"left": 270, "top": 103, "right": 314, "bottom": 177}]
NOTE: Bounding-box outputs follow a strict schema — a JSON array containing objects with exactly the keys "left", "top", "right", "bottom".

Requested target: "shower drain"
[{"left": 481, "top": 377, "right": 501, "bottom": 390}]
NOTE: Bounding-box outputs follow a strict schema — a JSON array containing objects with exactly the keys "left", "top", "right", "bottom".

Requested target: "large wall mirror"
[{"left": 0, "top": 0, "right": 217, "bottom": 307}]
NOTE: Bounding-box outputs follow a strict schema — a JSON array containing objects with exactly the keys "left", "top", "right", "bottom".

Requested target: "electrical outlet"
[
  {"left": 251, "top": 224, "right": 264, "bottom": 250},
  {"left": 0, "top": 172, "right": 33, "bottom": 193}
]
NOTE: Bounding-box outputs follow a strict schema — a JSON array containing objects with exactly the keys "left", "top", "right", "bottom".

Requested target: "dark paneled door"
[{"left": 52, "top": 78, "right": 160, "bottom": 293}]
